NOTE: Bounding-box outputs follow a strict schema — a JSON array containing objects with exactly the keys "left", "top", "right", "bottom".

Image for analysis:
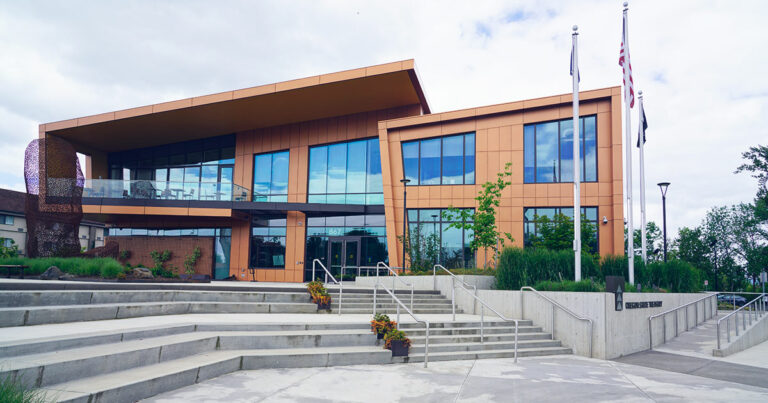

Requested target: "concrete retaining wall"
[
  {"left": 355, "top": 275, "right": 714, "bottom": 359},
  {"left": 714, "top": 313, "right": 768, "bottom": 357}
]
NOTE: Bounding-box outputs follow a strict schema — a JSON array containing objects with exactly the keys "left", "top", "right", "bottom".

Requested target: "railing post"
[
  {"left": 312, "top": 260, "right": 316, "bottom": 282},
  {"left": 481, "top": 305, "right": 485, "bottom": 343},
  {"left": 727, "top": 319, "right": 731, "bottom": 343},
  {"left": 397, "top": 301, "right": 400, "bottom": 325},
  {"left": 339, "top": 276, "right": 343, "bottom": 316},
  {"left": 717, "top": 322, "right": 721, "bottom": 350},
  {"left": 685, "top": 306, "right": 688, "bottom": 332},
  {"left": 410, "top": 285, "right": 414, "bottom": 313},
  {"left": 373, "top": 282, "right": 377, "bottom": 316},
  {"left": 473, "top": 286, "right": 478, "bottom": 315},
  {"left": 451, "top": 277, "right": 456, "bottom": 321},
  {"left": 433, "top": 265, "right": 436, "bottom": 291},
  {"left": 424, "top": 322, "right": 430, "bottom": 368},
  {"left": 551, "top": 304, "right": 555, "bottom": 339},
  {"left": 649, "top": 318, "right": 653, "bottom": 349},
  {"left": 514, "top": 321, "right": 519, "bottom": 363},
  {"left": 663, "top": 314, "right": 667, "bottom": 344}
]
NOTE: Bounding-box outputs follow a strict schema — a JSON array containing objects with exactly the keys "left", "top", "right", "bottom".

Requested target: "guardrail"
[
  {"left": 432, "top": 264, "right": 478, "bottom": 316},
  {"left": 340, "top": 266, "right": 379, "bottom": 278},
  {"left": 312, "top": 259, "right": 342, "bottom": 316},
  {"left": 648, "top": 293, "right": 717, "bottom": 349},
  {"left": 376, "top": 262, "right": 414, "bottom": 312},
  {"left": 520, "top": 286, "right": 593, "bottom": 358},
  {"left": 717, "top": 293, "right": 766, "bottom": 350},
  {"left": 373, "top": 279, "right": 430, "bottom": 367}
]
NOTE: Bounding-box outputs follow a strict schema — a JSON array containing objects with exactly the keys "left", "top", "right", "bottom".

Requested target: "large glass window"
[
  {"left": 250, "top": 216, "right": 286, "bottom": 269},
  {"left": 0, "top": 215, "right": 13, "bottom": 225},
  {"left": 523, "top": 207, "right": 599, "bottom": 253},
  {"left": 524, "top": 116, "right": 597, "bottom": 183},
  {"left": 107, "top": 134, "right": 236, "bottom": 200},
  {"left": 307, "top": 138, "right": 383, "bottom": 204},
  {"left": 402, "top": 133, "right": 475, "bottom": 186},
  {"left": 253, "top": 150, "right": 289, "bottom": 202},
  {"left": 407, "top": 208, "right": 474, "bottom": 269}
]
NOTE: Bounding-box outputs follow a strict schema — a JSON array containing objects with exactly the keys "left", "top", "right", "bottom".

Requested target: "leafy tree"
[
  {"left": 443, "top": 162, "right": 514, "bottom": 267},
  {"left": 399, "top": 223, "right": 440, "bottom": 272},
  {"left": 735, "top": 144, "right": 768, "bottom": 221},
  {"left": 625, "top": 221, "right": 663, "bottom": 261}
]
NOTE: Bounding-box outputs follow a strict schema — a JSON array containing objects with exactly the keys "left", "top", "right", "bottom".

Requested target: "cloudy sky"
[{"left": 0, "top": 0, "right": 765, "bottom": 237}]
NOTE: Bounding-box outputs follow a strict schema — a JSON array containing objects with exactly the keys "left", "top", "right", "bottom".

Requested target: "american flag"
[{"left": 619, "top": 14, "right": 634, "bottom": 108}]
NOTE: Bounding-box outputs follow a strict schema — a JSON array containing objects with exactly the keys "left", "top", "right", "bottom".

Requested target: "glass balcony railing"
[{"left": 82, "top": 179, "right": 252, "bottom": 202}]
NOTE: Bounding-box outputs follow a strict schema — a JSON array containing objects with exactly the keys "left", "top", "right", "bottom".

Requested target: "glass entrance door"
[{"left": 327, "top": 237, "right": 360, "bottom": 279}]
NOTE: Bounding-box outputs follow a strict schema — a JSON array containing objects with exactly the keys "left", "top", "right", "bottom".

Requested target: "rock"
[
  {"left": 133, "top": 267, "right": 154, "bottom": 279},
  {"left": 58, "top": 273, "right": 76, "bottom": 281},
  {"left": 40, "top": 266, "right": 64, "bottom": 280}
]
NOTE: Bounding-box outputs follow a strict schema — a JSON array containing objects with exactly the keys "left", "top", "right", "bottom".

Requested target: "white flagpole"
[
  {"left": 623, "top": 3, "right": 635, "bottom": 284},
  {"left": 639, "top": 91, "right": 647, "bottom": 264},
  {"left": 572, "top": 26, "right": 581, "bottom": 281}
]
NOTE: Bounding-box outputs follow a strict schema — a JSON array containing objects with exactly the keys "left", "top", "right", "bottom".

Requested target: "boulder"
[
  {"left": 133, "top": 267, "right": 154, "bottom": 279},
  {"left": 40, "top": 266, "right": 64, "bottom": 280}
]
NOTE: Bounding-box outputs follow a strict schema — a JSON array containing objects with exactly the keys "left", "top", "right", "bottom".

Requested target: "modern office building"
[{"left": 37, "top": 60, "right": 624, "bottom": 281}]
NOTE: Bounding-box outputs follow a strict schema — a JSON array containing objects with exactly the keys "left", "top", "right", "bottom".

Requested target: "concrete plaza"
[{"left": 143, "top": 355, "right": 768, "bottom": 402}]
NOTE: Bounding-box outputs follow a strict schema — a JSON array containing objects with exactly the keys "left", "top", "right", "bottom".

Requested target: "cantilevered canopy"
[{"left": 43, "top": 60, "right": 429, "bottom": 153}]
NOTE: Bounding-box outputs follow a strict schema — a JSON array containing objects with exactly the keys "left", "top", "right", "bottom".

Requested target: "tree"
[
  {"left": 625, "top": 221, "right": 663, "bottom": 262},
  {"left": 735, "top": 144, "right": 768, "bottom": 221},
  {"left": 443, "top": 162, "right": 514, "bottom": 267},
  {"left": 399, "top": 223, "right": 440, "bottom": 272}
]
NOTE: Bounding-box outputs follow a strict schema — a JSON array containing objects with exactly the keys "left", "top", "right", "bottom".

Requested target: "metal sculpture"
[{"left": 24, "top": 137, "right": 84, "bottom": 257}]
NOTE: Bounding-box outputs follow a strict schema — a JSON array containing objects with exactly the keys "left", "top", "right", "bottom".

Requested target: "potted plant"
[
  {"left": 307, "top": 280, "right": 332, "bottom": 310},
  {"left": 370, "top": 313, "right": 396, "bottom": 340},
  {"left": 384, "top": 329, "right": 411, "bottom": 357}
]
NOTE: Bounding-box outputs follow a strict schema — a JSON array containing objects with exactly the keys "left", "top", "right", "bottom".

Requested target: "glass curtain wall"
[
  {"left": 253, "top": 151, "right": 290, "bottom": 202},
  {"left": 307, "top": 138, "right": 383, "bottom": 204},
  {"left": 105, "top": 227, "right": 232, "bottom": 279},
  {"left": 407, "top": 208, "right": 474, "bottom": 269},
  {"left": 523, "top": 207, "right": 599, "bottom": 253},
  {"left": 107, "top": 134, "right": 235, "bottom": 200},
  {"left": 402, "top": 133, "right": 475, "bottom": 186},
  {"left": 250, "top": 216, "right": 287, "bottom": 268},
  {"left": 524, "top": 116, "right": 597, "bottom": 183}
]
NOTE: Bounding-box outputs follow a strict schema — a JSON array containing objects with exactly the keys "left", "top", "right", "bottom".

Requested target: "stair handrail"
[
  {"left": 648, "top": 292, "right": 717, "bottom": 349},
  {"left": 717, "top": 293, "right": 766, "bottom": 350},
  {"left": 373, "top": 278, "right": 430, "bottom": 368},
  {"left": 520, "top": 286, "right": 593, "bottom": 358},
  {"left": 312, "top": 259, "right": 342, "bottom": 316},
  {"left": 433, "top": 264, "right": 479, "bottom": 315},
  {"left": 376, "top": 261, "right": 414, "bottom": 312}
]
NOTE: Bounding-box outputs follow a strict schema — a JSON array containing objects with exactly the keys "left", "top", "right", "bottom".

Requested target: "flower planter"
[
  {"left": 377, "top": 331, "right": 385, "bottom": 340},
  {"left": 390, "top": 340, "right": 409, "bottom": 357},
  {"left": 317, "top": 302, "right": 331, "bottom": 310}
]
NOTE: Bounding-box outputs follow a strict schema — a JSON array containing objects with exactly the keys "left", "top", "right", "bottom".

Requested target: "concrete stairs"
[
  {"left": 328, "top": 289, "right": 460, "bottom": 314},
  {"left": 0, "top": 319, "right": 569, "bottom": 402}
]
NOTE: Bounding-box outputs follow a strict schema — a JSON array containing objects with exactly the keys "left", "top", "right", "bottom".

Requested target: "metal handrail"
[
  {"left": 458, "top": 281, "right": 521, "bottom": 362},
  {"left": 376, "top": 262, "right": 414, "bottom": 312},
  {"left": 373, "top": 279, "right": 430, "bottom": 367},
  {"left": 312, "top": 259, "right": 342, "bottom": 316},
  {"left": 433, "top": 264, "right": 478, "bottom": 315},
  {"left": 340, "top": 265, "right": 379, "bottom": 278},
  {"left": 520, "top": 286, "right": 593, "bottom": 358},
  {"left": 648, "top": 292, "right": 717, "bottom": 349},
  {"left": 717, "top": 293, "right": 766, "bottom": 350}
]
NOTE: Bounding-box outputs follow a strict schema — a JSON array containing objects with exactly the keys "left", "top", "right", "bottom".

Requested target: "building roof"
[
  {"left": 0, "top": 188, "right": 25, "bottom": 215},
  {"left": 41, "top": 60, "right": 430, "bottom": 153}
]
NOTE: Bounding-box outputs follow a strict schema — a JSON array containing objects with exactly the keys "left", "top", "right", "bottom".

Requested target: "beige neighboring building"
[{"left": 0, "top": 188, "right": 105, "bottom": 255}]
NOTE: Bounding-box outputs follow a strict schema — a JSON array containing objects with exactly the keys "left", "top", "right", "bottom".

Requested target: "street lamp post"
[
  {"left": 657, "top": 182, "right": 670, "bottom": 262},
  {"left": 400, "top": 178, "right": 411, "bottom": 272}
]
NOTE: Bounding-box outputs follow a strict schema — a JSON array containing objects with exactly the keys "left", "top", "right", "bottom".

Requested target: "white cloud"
[{"left": 0, "top": 0, "right": 765, "bottom": 237}]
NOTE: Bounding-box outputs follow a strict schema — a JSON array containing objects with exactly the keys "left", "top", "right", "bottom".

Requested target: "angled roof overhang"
[{"left": 43, "top": 60, "right": 430, "bottom": 153}]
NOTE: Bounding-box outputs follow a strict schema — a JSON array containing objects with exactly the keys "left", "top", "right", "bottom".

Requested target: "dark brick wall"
[{"left": 107, "top": 236, "right": 215, "bottom": 276}]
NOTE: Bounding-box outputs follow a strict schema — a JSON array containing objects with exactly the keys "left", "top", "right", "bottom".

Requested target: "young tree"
[
  {"left": 443, "top": 162, "right": 514, "bottom": 267},
  {"left": 625, "top": 221, "right": 663, "bottom": 261},
  {"left": 398, "top": 223, "right": 440, "bottom": 272},
  {"left": 735, "top": 144, "right": 768, "bottom": 221}
]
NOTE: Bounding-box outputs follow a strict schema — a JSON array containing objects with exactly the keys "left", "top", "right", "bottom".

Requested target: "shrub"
[
  {"left": 532, "top": 279, "right": 604, "bottom": 292},
  {"left": 0, "top": 374, "right": 49, "bottom": 403},
  {"left": 0, "top": 257, "right": 125, "bottom": 278},
  {"left": 496, "top": 247, "right": 597, "bottom": 290},
  {"left": 183, "top": 247, "right": 201, "bottom": 275}
]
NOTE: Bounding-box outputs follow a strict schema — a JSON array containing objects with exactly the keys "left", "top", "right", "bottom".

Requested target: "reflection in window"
[
  {"left": 253, "top": 150, "right": 290, "bottom": 202},
  {"left": 524, "top": 116, "right": 597, "bottom": 183},
  {"left": 250, "top": 216, "right": 287, "bottom": 268},
  {"left": 523, "top": 206, "right": 599, "bottom": 253},
  {"left": 307, "top": 138, "right": 383, "bottom": 205},
  {"left": 402, "top": 133, "right": 475, "bottom": 186},
  {"left": 407, "top": 208, "right": 474, "bottom": 269}
]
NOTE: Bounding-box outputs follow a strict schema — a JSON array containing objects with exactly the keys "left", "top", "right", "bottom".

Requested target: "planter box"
[
  {"left": 376, "top": 331, "right": 385, "bottom": 340},
  {"left": 317, "top": 302, "right": 331, "bottom": 310},
  {"left": 389, "top": 340, "right": 409, "bottom": 357}
]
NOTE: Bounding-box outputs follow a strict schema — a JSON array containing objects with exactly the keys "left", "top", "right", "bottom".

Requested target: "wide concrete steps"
[
  {"left": 410, "top": 338, "right": 562, "bottom": 354},
  {"left": 0, "top": 300, "right": 317, "bottom": 327},
  {"left": 331, "top": 308, "right": 461, "bottom": 314},
  {"left": 406, "top": 346, "right": 572, "bottom": 363},
  {"left": 38, "top": 346, "right": 393, "bottom": 403}
]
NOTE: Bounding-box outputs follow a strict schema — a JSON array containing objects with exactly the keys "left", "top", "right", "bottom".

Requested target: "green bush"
[
  {"left": 0, "top": 257, "right": 125, "bottom": 278},
  {"left": 496, "top": 247, "right": 597, "bottom": 290},
  {"left": 405, "top": 267, "right": 496, "bottom": 276},
  {"left": 0, "top": 374, "right": 49, "bottom": 403},
  {"left": 532, "top": 279, "right": 604, "bottom": 292}
]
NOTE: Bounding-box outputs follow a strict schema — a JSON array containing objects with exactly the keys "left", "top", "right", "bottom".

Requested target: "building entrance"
[{"left": 328, "top": 237, "right": 360, "bottom": 278}]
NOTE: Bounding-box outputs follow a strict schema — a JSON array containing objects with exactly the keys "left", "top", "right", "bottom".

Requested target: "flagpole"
[
  {"left": 572, "top": 25, "right": 581, "bottom": 281},
  {"left": 623, "top": 2, "right": 635, "bottom": 284},
  {"left": 639, "top": 91, "right": 647, "bottom": 264}
]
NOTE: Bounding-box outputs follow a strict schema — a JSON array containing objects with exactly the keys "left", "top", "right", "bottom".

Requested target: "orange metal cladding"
[{"left": 379, "top": 87, "right": 624, "bottom": 268}]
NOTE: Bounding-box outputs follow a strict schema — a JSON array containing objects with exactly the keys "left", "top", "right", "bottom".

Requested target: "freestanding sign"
[{"left": 606, "top": 276, "right": 625, "bottom": 311}]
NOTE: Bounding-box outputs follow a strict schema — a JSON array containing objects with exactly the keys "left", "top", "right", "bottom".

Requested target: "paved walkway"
[{"left": 142, "top": 355, "right": 768, "bottom": 402}]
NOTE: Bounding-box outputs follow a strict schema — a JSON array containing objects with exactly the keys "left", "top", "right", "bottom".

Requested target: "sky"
[{"left": 0, "top": 0, "right": 766, "bottom": 238}]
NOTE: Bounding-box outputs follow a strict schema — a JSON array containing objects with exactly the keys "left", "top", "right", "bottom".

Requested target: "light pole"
[
  {"left": 657, "top": 182, "right": 670, "bottom": 262},
  {"left": 400, "top": 178, "right": 411, "bottom": 272}
]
